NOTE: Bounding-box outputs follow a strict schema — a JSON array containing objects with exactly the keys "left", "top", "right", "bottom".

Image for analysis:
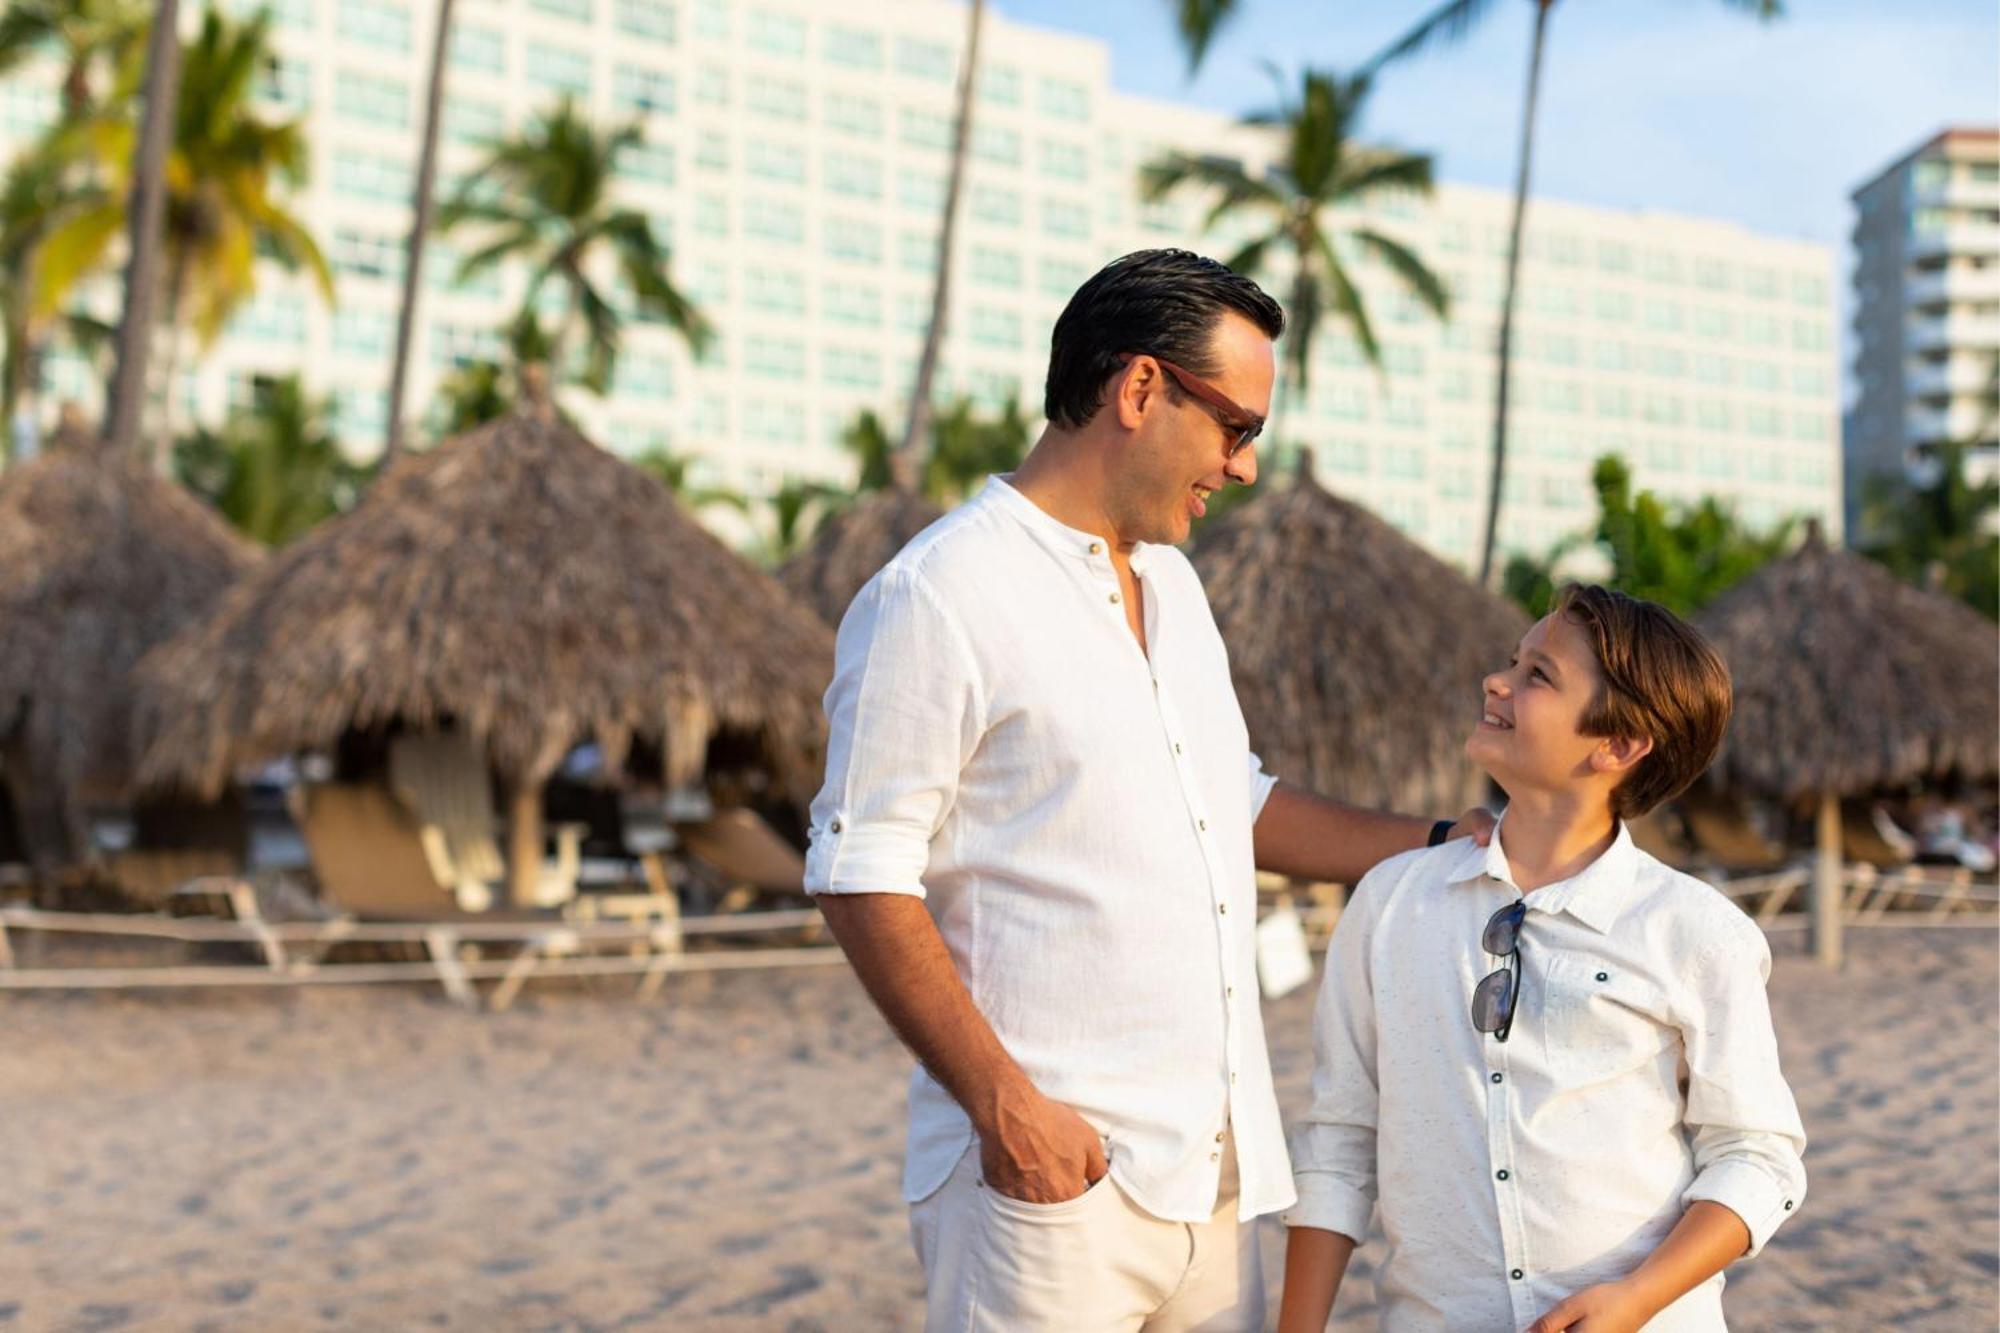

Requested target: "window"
[
  {"left": 1742, "top": 314, "right": 1781, "bottom": 347},
  {"left": 1791, "top": 272, "right": 1827, "bottom": 305},
  {"left": 1596, "top": 240, "right": 1634, "bottom": 273},
  {"left": 1642, "top": 299, "right": 1683, "bottom": 333},
  {"left": 257, "top": 54, "right": 312, "bottom": 112},
  {"left": 825, "top": 152, "right": 882, "bottom": 200},
  {"left": 825, "top": 92, "right": 881, "bottom": 137},
  {"left": 331, "top": 227, "right": 402, "bottom": 283},
  {"left": 1643, "top": 250, "right": 1681, "bottom": 284},
  {"left": 1792, "top": 365, "right": 1828, "bottom": 397},
  {"left": 338, "top": 0, "right": 410, "bottom": 52},
  {"left": 1742, "top": 360, "right": 1781, "bottom": 392},
  {"left": 825, "top": 25, "right": 881, "bottom": 69},
  {"left": 746, "top": 77, "right": 807, "bottom": 122},
  {"left": 331, "top": 308, "right": 392, "bottom": 358},
  {"left": 743, "top": 199, "right": 805, "bottom": 246},
  {"left": 332, "top": 149, "right": 410, "bottom": 202},
  {"left": 426, "top": 241, "right": 500, "bottom": 298},
  {"left": 1693, "top": 258, "right": 1733, "bottom": 292},
  {"left": 746, "top": 334, "right": 805, "bottom": 380},
  {"left": 1383, "top": 344, "right": 1423, "bottom": 378},
  {"left": 618, "top": 353, "right": 675, "bottom": 401},
  {"left": 525, "top": 46, "right": 590, "bottom": 97},
  {"left": 1791, "top": 319, "right": 1828, "bottom": 352},
  {"left": 823, "top": 282, "right": 882, "bottom": 328},
  {"left": 1745, "top": 404, "right": 1783, "bottom": 437},
  {"left": 443, "top": 95, "right": 503, "bottom": 145},
  {"left": 448, "top": 23, "right": 503, "bottom": 73},
  {"left": 1742, "top": 265, "right": 1779, "bottom": 299},
  {"left": 333, "top": 69, "right": 406, "bottom": 127},
  {"left": 1042, "top": 198, "right": 1088, "bottom": 240},
  {"left": 1038, "top": 76, "right": 1089, "bottom": 120},
  {"left": 824, "top": 346, "right": 882, "bottom": 388},
  {"left": 745, "top": 399, "right": 806, "bottom": 447},
  {"left": 1040, "top": 257, "right": 1087, "bottom": 299},
  {"left": 896, "top": 36, "right": 955, "bottom": 81},
  {"left": 746, "top": 8, "right": 806, "bottom": 56},
  {"left": 898, "top": 168, "right": 944, "bottom": 213},
  {"left": 231, "top": 293, "right": 305, "bottom": 344},
  {"left": 744, "top": 266, "right": 806, "bottom": 315},
  {"left": 429, "top": 322, "right": 502, "bottom": 369},
  {"left": 691, "top": 0, "right": 728, "bottom": 39},
  {"left": 981, "top": 65, "right": 1020, "bottom": 106},
  {"left": 614, "top": 65, "right": 675, "bottom": 114},
  {"left": 970, "top": 306, "right": 1021, "bottom": 349},
  {"left": 1692, "top": 353, "right": 1732, "bottom": 386},
  {"left": 900, "top": 108, "right": 951, "bottom": 152},
  {"left": 1695, "top": 398, "right": 1732, "bottom": 432},
  {"left": 694, "top": 130, "right": 728, "bottom": 171},
  {"left": 746, "top": 140, "right": 805, "bottom": 184},
  {"left": 971, "top": 246, "right": 1021, "bottom": 288},
  {"left": 531, "top": 0, "right": 592, "bottom": 21},
  {"left": 1594, "top": 290, "right": 1634, "bottom": 322},
  {"left": 1040, "top": 140, "right": 1088, "bottom": 182},
  {"left": 692, "top": 194, "right": 727, "bottom": 237},
  {"left": 1595, "top": 386, "right": 1631, "bottom": 420},
  {"left": 694, "top": 65, "right": 729, "bottom": 107},
  {"left": 899, "top": 230, "right": 938, "bottom": 277},
  {"left": 823, "top": 216, "right": 883, "bottom": 266},
  {"left": 970, "top": 185, "right": 1019, "bottom": 225},
  {"left": 619, "top": 142, "right": 676, "bottom": 186},
  {"left": 974, "top": 124, "right": 1021, "bottom": 166},
  {"left": 614, "top": 0, "right": 675, "bottom": 43},
  {"left": 1692, "top": 307, "right": 1731, "bottom": 339}
]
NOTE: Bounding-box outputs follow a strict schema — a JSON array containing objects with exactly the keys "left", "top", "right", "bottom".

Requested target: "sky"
[{"left": 994, "top": 0, "right": 2000, "bottom": 255}]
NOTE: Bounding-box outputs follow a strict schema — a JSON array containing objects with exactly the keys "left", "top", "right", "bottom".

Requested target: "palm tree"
[
  {"left": 0, "top": 142, "right": 108, "bottom": 462},
  {"left": 436, "top": 98, "right": 708, "bottom": 401},
  {"left": 1354, "top": 0, "right": 1784, "bottom": 587},
  {"left": 0, "top": 0, "right": 147, "bottom": 117},
  {"left": 896, "top": 0, "right": 984, "bottom": 490},
  {"left": 381, "top": 0, "right": 456, "bottom": 465},
  {"left": 1142, "top": 68, "right": 1448, "bottom": 427},
  {"left": 839, "top": 397, "right": 1029, "bottom": 507},
  {"left": 53, "top": 4, "right": 332, "bottom": 469},
  {"left": 173, "top": 373, "right": 364, "bottom": 545}
]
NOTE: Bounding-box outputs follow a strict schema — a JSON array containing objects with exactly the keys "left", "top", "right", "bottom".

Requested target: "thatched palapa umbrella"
[
  {"left": 137, "top": 385, "right": 835, "bottom": 907},
  {"left": 1192, "top": 457, "right": 1529, "bottom": 819},
  {"left": 1695, "top": 522, "right": 1999, "bottom": 965},
  {"left": 0, "top": 407, "right": 261, "bottom": 871},
  {"left": 779, "top": 486, "right": 945, "bottom": 628}
]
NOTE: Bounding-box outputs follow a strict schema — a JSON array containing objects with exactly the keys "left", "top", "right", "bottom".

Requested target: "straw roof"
[
  {"left": 137, "top": 397, "right": 835, "bottom": 802},
  {"left": 780, "top": 487, "right": 945, "bottom": 627},
  {"left": 1191, "top": 463, "right": 1529, "bottom": 813},
  {"left": 0, "top": 411, "right": 260, "bottom": 861},
  {"left": 1694, "top": 526, "right": 1999, "bottom": 802}
]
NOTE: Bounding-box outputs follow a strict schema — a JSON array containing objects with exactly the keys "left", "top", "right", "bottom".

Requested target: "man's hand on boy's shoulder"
[
  {"left": 1446, "top": 807, "right": 1497, "bottom": 847},
  {"left": 1523, "top": 1277, "right": 1654, "bottom": 1333}
]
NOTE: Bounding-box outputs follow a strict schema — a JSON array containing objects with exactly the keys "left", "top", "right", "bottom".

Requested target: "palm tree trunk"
[
  {"left": 151, "top": 250, "right": 191, "bottom": 474},
  {"left": 383, "top": 0, "right": 457, "bottom": 468},
  {"left": 1474, "top": 0, "right": 1553, "bottom": 589},
  {"left": 894, "top": 0, "right": 984, "bottom": 493},
  {"left": 104, "top": 0, "right": 182, "bottom": 463},
  {"left": 507, "top": 777, "right": 544, "bottom": 909}
]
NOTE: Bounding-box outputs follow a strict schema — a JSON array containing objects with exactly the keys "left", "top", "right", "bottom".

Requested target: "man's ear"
[
  {"left": 1114, "top": 357, "right": 1157, "bottom": 431},
  {"left": 1591, "top": 733, "right": 1653, "bottom": 779}
]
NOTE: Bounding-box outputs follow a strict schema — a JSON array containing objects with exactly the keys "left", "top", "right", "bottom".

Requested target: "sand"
[{"left": 1, "top": 925, "right": 1993, "bottom": 1331}]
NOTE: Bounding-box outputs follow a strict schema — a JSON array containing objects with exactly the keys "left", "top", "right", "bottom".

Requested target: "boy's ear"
[{"left": 1591, "top": 733, "right": 1654, "bottom": 778}]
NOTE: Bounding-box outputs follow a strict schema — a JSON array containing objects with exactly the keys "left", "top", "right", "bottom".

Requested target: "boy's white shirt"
[{"left": 1286, "top": 814, "right": 1807, "bottom": 1332}]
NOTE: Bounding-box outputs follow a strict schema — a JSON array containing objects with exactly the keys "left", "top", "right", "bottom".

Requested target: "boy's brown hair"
[{"left": 1551, "top": 584, "right": 1733, "bottom": 819}]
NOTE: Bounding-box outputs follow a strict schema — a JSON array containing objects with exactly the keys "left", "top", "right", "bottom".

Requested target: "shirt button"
[
  {"left": 1784, "top": 1200, "right": 1794, "bottom": 1210},
  {"left": 1490, "top": 1072, "right": 1503, "bottom": 1085},
  {"left": 1198, "top": 818, "right": 1208, "bottom": 831},
  {"left": 829, "top": 818, "right": 843, "bottom": 833},
  {"left": 1510, "top": 1268, "right": 1524, "bottom": 1281},
  {"left": 1210, "top": 1152, "right": 1220, "bottom": 1162},
  {"left": 1215, "top": 1131, "right": 1225, "bottom": 1143},
  {"left": 1218, "top": 902, "right": 1228, "bottom": 915},
  {"left": 1173, "top": 742, "right": 1182, "bottom": 754},
  {"left": 1109, "top": 591, "right": 1121, "bottom": 605},
  {"left": 1225, "top": 986, "right": 1234, "bottom": 998},
  {"left": 1496, "top": 1169, "right": 1510, "bottom": 1181},
  {"left": 1596, "top": 971, "right": 1610, "bottom": 982},
  {"left": 1089, "top": 541, "right": 1103, "bottom": 555}
]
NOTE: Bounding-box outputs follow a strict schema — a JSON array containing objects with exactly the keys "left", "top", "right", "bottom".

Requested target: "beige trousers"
[{"left": 908, "top": 1131, "right": 1263, "bottom": 1333}]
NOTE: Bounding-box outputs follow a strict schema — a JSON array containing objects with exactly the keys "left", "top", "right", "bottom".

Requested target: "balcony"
[
  {"left": 1907, "top": 313, "right": 2000, "bottom": 354},
  {"left": 1905, "top": 403, "right": 1996, "bottom": 445},
  {"left": 1907, "top": 265, "right": 2000, "bottom": 309},
  {"left": 1908, "top": 223, "right": 2000, "bottom": 262}
]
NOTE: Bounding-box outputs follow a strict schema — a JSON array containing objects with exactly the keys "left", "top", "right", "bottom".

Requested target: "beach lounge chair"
[
  {"left": 295, "top": 782, "right": 468, "bottom": 919},
  {"left": 387, "top": 733, "right": 584, "bottom": 910},
  {"left": 675, "top": 807, "right": 806, "bottom": 912},
  {"left": 1842, "top": 801, "right": 1917, "bottom": 870}
]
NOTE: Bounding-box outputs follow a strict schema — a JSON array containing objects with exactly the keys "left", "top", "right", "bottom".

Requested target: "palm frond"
[
  {"left": 1353, "top": 226, "right": 1451, "bottom": 318},
  {"left": 1361, "top": 0, "right": 1505, "bottom": 75}
]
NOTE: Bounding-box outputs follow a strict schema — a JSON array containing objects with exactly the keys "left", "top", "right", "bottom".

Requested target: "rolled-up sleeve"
[
  {"left": 1678, "top": 915, "right": 1808, "bottom": 1256},
  {"left": 1281, "top": 863, "right": 1387, "bottom": 1243},
  {"left": 1247, "top": 751, "right": 1278, "bottom": 822},
  {"left": 803, "top": 567, "right": 984, "bottom": 900}
]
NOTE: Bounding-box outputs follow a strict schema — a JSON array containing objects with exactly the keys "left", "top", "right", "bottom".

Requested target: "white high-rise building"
[
  {"left": 2, "top": 0, "right": 1843, "bottom": 568},
  {"left": 1846, "top": 127, "right": 2000, "bottom": 533}
]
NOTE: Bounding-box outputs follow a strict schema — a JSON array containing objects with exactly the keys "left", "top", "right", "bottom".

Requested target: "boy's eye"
[{"left": 1530, "top": 667, "right": 1548, "bottom": 683}]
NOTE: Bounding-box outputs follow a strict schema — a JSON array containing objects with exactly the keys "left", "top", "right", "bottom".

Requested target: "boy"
[{"left": 1278, "top": 585, "right": 1807, "bottom": 1332}]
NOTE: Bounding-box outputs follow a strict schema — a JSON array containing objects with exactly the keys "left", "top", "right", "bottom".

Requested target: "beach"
[{"left": 2, "top": 924, "right": 1993, "bottom": 1331}]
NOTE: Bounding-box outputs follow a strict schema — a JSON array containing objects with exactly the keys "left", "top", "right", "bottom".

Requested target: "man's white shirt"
[
  {"left": 804, "top": 476, "right": 1295, "bottom": 1224},
  {"left": 1286, "top": 818, "right": 1808, "bottom": 1331}
]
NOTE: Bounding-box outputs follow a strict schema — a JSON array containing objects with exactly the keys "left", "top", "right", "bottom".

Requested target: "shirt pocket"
[{"left": 1537, "top": 953, "right": 1676, "bottom": 1089}]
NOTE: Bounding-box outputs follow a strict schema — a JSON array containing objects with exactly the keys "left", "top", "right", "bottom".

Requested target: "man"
[{"left": 806, "top": 250, "right": 1491, "bottom": 1331}]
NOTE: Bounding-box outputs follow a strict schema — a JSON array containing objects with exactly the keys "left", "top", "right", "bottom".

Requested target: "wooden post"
[
  {"left": 507, "top": 778, "right": 544, "bottom": 909},
  {"left": 1812, "top": 790, "right": 1843, "bottom": 967}
]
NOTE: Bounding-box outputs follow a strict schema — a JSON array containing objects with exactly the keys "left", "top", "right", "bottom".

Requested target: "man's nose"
[{"left": 1225, "top": 444, "right": 1257, "bottom": 487}]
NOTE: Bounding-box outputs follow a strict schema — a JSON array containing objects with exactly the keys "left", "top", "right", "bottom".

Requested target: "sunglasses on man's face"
[
  {"left": 1472, "top": 899, "right": 1526, "bottom": 1043},
  {"left": 1124, "top": 353, "right": 1265, "bottom": 459}
]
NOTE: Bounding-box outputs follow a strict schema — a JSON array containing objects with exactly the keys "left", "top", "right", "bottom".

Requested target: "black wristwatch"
[{"left": 1427, "top": 818, "right": 1455, "bottom": 848}]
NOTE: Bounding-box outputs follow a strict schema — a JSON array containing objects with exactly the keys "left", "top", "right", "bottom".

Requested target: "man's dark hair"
[{"left": 1043, "top": 250, "right": 1284, "bottom": 430}]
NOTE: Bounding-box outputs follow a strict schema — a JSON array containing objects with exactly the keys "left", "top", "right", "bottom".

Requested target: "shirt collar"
[
  {"left": 1445, "top": 810, "right": 1641, "bottom": 935},
  {"left": 979, "top": 475, "right": 1152, "bottom": 575}
]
